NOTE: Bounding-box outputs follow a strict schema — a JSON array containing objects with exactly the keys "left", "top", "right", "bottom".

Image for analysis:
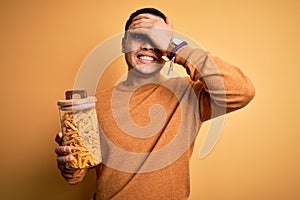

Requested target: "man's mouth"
[
  {"left": 138, "top": 55, "right": 155, "bottom": 61},
  {"left": 136, "top": 51, "right": 158, "bottom": 64}
]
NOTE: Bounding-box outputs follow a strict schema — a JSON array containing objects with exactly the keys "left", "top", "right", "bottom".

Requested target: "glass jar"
[{"left": 57, "top": 90, "right": 101, "bottom": 169}]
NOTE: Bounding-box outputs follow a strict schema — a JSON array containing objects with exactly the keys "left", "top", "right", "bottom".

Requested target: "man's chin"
[{"left": 133, "top": 64, "right": 163, "bottom": 75}]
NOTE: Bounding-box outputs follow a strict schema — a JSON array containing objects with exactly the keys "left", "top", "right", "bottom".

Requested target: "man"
[{"left": 55, "top": 8, "right": 255, "bottom": 199}]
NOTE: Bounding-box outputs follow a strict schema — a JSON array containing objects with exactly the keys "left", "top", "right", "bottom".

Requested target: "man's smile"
[{"left": 136, "top": 51, "right": 159, "bottom": 64}]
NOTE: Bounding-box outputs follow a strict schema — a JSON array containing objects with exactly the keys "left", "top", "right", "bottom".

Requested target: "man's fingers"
[
  {"left": 130, "top": 15, "right": 167, "bottom": 30},
  {"left": 55, "top": 146, "right": 71, "bottom": 155},
  {"left": 55, "top": 132, "right": 76, "bottom": 172},
  {"left": 130, "top": 22, "right": 152, "bottom": 30},
  {"left": 57, "top": 154, "right": 73, "bottom": 165},
  {"left": 127, "top": 13, "right": 173, "bottom": 52},
  {"left": 55, "top": 132, "right": 63, "bottom": 144},
  {"left": 132, "top": 13, "right": 164, "bottom": 21},
  {"left": 129, "top": 18, "right": 158, "bottom": 30},
  {"left": 165, "top": 17, "right": 172, "bottom": 28}
]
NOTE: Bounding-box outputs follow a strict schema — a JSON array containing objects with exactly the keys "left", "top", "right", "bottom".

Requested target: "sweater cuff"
[
  {"left": 174, "top": 46, "right": 207, "bottom": 65},
  {"left": 61, "top": 168, "right": 87, "bottom": 185}
]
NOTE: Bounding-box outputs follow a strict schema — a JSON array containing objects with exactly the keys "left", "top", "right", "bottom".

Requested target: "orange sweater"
[{"left": 63, "top": 46, "right": 255, "bottom": 200}]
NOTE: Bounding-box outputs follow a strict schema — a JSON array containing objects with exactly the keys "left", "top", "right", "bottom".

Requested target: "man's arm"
[
  {"left": 173, "top": 46, "right": 255, "bottom": 121},
  {"left": 126, "top": 13, "right": 254, "bottom": 120}
]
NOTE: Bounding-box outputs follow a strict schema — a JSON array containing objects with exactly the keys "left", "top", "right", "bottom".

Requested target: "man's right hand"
[
  {"left": 55, "top": 132, "right": 87, "bottom": 184},
  {"left": 55, "top": 132, "right": 73, "bottom": 171}
]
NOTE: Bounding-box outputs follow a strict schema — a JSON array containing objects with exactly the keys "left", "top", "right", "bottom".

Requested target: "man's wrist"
[{"left": 167, "top": 38, "right": 188, "bottom": 60}]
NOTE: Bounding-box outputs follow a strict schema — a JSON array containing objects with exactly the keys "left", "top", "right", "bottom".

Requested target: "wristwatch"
[
  {"left": 168, "top": 38, "right": 188, "bottom": 60},
  {"left": 171, "top": 38, "right": 184, "bottom": 46}
]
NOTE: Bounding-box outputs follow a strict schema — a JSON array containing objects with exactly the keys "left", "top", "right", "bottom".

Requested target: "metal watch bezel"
[{"left": 171, "top": 38, "right": 183, "bottom": 46}]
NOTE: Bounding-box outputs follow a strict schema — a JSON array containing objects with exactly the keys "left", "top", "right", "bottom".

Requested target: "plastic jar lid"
[{"left": 57, "top": 90, "right": 97, "bottom": 110}]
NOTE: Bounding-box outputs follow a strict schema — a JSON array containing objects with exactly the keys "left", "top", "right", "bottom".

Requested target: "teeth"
[{"left": 139, "top": 56, "right": 154, "bottom": 61}]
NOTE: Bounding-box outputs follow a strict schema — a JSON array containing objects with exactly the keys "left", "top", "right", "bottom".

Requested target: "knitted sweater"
[{"left": 63, "top": 46, "right": 255, "bottom": 200}]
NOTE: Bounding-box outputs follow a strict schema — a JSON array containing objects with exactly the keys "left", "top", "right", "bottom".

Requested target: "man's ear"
[{"left": 121, "top": 37, "right": 126, "bottom": 53}]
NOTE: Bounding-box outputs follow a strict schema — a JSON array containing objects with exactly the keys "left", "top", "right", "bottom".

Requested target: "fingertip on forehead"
[{"left": 133, "top": 13, "right": 161, "bottom": 20}]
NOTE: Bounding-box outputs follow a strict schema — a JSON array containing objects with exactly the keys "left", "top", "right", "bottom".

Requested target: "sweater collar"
[{"left": 116, "top": 74, "right": 166, "bottom": 92}]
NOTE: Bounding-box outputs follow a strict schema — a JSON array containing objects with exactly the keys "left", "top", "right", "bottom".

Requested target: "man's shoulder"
[
  {"left": 163, "top": 76, "right": 204, "bottom": 96},
  {"left": 95, "top": 86, "right": 115, "bottom": 98},
  {"left": 163, "top": 76, "right": 194, "bottom": 88}
]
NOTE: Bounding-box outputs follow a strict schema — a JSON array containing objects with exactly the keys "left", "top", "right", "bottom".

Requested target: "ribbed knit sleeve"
[
  {"left": 60, "top": 168, "right": 88, "bottom": 185},
  {"left": 175, "top": 46, "right": 255, "bottom": 121}
]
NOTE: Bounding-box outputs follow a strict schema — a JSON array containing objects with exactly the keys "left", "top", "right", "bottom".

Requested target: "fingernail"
[
  {"left": 64, "top": 146, "right": 70, "bottom": 152},
  {"left": 68, "top": 155, "right": 73, "bottom": 161}
]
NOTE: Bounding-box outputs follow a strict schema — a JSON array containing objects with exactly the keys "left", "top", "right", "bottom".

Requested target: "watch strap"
[{"left": 168, "top": 41, "right": 188, "bottom": 60}]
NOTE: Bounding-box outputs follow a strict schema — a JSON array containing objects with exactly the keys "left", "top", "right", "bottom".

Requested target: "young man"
[{"left": 55, "top": 8, "right": 255, "bottom": 200}]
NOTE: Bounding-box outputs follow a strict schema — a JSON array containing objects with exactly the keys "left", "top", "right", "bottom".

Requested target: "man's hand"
[
  {"left": 55, "top": 132, "right": 87, "bottom": 184},
  {"left": 55, "top": 132, "right": 73, "bottom": 171},
  {"left": 128, "top": 13, "right": 173, "bottom": 52}
]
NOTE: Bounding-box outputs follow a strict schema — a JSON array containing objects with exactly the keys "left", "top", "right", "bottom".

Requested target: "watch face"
[{"left": 172, "top": 38, "right": 183, "bottom": 46}]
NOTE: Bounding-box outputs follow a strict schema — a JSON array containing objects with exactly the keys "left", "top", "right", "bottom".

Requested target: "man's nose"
[{"left": 140, "top": 41, "right": 155, "bottom": 51}]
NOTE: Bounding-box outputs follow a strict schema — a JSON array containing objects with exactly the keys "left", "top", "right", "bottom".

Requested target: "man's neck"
[{"left": 124, "top": 68, "right": 162, "bottom": 87}]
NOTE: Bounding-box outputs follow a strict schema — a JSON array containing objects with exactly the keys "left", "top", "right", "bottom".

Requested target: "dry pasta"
[{"left": 61, "top": 107, "right": 101, "bottom": 169}]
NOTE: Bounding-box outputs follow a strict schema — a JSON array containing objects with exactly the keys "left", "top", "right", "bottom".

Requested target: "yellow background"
[{"left": 0, "top": 0, "right": 299, "bottom": 199}]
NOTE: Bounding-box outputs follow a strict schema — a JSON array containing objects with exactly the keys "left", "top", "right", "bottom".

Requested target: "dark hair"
[{"left": 125, "top": 8, "right": 167, "bottom": 31}]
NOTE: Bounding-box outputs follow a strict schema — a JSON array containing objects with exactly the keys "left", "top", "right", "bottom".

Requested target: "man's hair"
[{"left": 125, "top": 8, "right": 167, "bottom": 31}]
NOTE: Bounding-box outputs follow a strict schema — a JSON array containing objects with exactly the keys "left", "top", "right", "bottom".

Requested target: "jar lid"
[
  {"left": 57, "top": 90, "right": 97, "bottom": 107},
  {"left": 57, "top": 96, "right": 97, "bottom": 107}
]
